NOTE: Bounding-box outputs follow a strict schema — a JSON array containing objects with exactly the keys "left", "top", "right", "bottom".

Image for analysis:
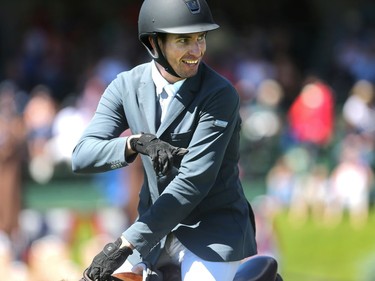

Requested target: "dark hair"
[{"left": 157, "top": 32, "right": 167, "bottom": 43}]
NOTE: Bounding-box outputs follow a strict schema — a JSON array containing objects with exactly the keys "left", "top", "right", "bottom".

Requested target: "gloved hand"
[
  {"left": 83, "top": 237, "right": 133, "bottom": 281},
  {"left": 130, "top": 133, "right": 188, "bottom": 175}
]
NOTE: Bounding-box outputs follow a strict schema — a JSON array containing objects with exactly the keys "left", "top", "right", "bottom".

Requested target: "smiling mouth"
[{"left": 182, "top": 59, "right": 199, "bottom": 65}]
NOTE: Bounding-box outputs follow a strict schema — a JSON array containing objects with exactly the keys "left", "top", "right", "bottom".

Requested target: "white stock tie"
[{"left": 159, "top": 86, "right": 173, "bottom": 123}]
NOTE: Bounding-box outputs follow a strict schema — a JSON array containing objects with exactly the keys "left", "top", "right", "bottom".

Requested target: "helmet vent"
[{"left": 184, "top": 0, "right": 201, "bottom": 14}]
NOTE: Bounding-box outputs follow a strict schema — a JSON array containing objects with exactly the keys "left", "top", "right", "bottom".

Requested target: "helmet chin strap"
[{"left": 147, "top": 33, "right": 181, "bottom": 79}]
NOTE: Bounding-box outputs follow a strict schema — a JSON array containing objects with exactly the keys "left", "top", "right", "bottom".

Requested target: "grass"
[{"left": 274, "top": 209, "right": 375, "bottom": 281}]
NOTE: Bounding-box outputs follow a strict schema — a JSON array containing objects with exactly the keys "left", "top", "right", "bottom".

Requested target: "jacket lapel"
[
  {"left": 156, "top": 65, "right": 202, "bottom": 135},
  {"left": 137, "top": 65, "right": 161, "bottom": 202},
  {"left": 138, "top": 65, "right": 158, "bottom": 134}
]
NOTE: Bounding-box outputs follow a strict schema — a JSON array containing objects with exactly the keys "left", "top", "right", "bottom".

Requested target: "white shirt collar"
[{"left": 151, "top": 60, "right": 186, "bottom": 97}]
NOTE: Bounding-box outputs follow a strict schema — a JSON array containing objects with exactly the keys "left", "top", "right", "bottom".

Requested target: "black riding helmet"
[{"left": 138, "top": 0, "right": 219, "bottom": 78}]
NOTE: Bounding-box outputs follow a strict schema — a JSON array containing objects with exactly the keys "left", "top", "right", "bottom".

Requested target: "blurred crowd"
[{"left": 1, "top": 1, "right": 375, "bottom": 280}]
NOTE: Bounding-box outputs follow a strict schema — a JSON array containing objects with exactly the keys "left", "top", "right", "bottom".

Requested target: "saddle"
[{"left": 110, "top": 255, "right": 283, "bottom": 281}]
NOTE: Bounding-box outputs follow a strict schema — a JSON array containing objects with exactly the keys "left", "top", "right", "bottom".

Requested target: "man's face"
[{"left": 157, "top": 32, "right": 207, "bottom": 82}]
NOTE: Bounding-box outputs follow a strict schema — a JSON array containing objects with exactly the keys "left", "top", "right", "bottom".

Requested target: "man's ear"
[{"left": 148, "top": 35, "right": 158, "bottom": 57}]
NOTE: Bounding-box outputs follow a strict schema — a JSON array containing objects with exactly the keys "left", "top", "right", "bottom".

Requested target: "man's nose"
[{"left": 189, "top": 42, "right": 202, "bottom": 56}]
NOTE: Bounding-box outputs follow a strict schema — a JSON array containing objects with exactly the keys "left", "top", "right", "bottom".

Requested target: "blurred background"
[{"left": 1, "top": 0, "right": 375, "bottom": 280}]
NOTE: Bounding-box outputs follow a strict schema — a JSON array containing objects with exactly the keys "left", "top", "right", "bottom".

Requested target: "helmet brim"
[{"left": 155, "top": 23, "right": 219, "bottom": 34}]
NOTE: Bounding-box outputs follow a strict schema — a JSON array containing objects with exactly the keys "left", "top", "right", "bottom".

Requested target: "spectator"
[
  {"left": 288, "top": 163, "right": 330, "bottom": 225},
  {"left": 327, "top": 134, "right": 374, "bottom": 229},
  {"left": 0, "top": 81, "right": 27, "bottom": 241},
  {"left": 342, "top": 79, "right": 375, "bottom": 135},
  {"left": 49, "top": 76, "right": 105, "bottom": 167},
  {"left": 287, "top": 79, "right": 335, "bottom": 149},
  {"left": 251, "top": 195, "right": 281, "bottom": 259},
  {"left": 23, "top": 84, "right": 57, "bottom": 184},
  {"left": 240, "top": 79, "right": 285, "bottom": 179},
  {"left": 265, "top": 155, "right": 296, "bottom": 212}
]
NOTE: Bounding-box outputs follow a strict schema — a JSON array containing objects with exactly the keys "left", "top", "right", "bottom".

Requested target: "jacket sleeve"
[{"left": 71, "top": 78, "right": 131, "bottom": 173}]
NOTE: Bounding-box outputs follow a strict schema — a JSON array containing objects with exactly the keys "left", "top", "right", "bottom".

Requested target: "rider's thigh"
[{"left": 181, "top": 250, "right": 241, "bottom": 281}]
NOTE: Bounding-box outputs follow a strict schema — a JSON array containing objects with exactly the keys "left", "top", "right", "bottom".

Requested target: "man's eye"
[{"left": 199, "top": 33, "right": 207, "bottom": 40}]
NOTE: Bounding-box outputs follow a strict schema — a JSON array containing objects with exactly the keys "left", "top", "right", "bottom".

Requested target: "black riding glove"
[
  {"left": 130, "top": 133, "right": 188, "bottom": 175},
  {"left": 84, "top": 237, "right": 133, "bottom": 281}
]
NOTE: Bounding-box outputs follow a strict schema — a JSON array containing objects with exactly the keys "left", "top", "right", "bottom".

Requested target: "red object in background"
[{"left": 288, "top": 82, "right": 334, "bottom": 146}]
